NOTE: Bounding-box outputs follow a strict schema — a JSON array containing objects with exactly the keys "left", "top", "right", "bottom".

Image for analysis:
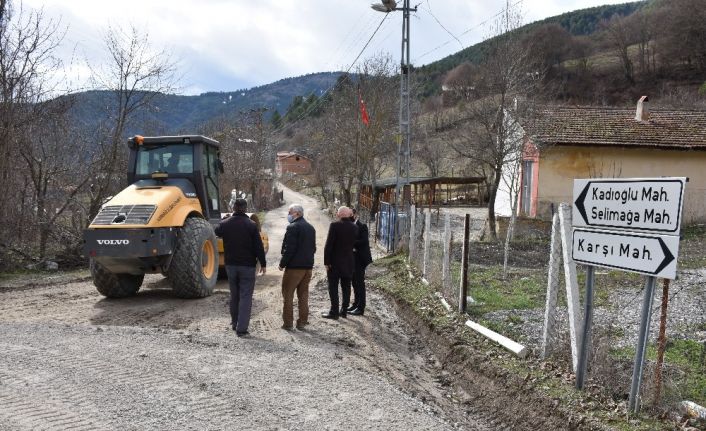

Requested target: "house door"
[{"left": 521, "top": 161, "right": 533, "bottom": 215}]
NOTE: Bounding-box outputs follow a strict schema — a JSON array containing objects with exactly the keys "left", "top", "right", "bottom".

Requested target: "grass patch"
[
  {"left": 681, "top": 224, "right": 706, "bottom": 241},
  {"left": 462, "top": 265, "right": 545, "bottom": 315},
  {"left": 613, "top": 339, "right": 706, "bottom": 406},
  {"left": 0, "top": 269, "right": 36, "bottom": 281},
  {"left": 0, "top": 268, "right": 90, "bottom": 285}
]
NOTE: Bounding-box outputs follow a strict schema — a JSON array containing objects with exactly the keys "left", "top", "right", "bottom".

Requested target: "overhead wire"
[
  {"left": 413, "top": 0, "right": 525, "bottom": 64},
  {"left": 423, "top": 0, "right": 464, "bottom": 51},
  {"left": 324, "top": 11, "right": 379, "bottom": 74},
  {"left": 266, "top": 12, "right": 390, "bottom": 142}
]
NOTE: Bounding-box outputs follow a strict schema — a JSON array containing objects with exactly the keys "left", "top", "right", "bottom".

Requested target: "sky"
[{"left": 21, "top": 0, "right": 639, "bottom": 95}]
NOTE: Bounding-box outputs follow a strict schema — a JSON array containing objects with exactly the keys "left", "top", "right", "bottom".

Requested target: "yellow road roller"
[{"left": 83, "top": 135, "right": 224, "bottom": 298}]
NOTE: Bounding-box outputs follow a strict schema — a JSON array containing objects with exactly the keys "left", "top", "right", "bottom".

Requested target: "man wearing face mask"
[{"left": 279, "top": 204, "right": 316, "bottom": 330}]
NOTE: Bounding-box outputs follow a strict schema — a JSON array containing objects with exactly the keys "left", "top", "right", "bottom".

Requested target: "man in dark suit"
[
  {"left": 214, "top": 198, "right": 266, "bottom": 337},
  {"left": 348, "top": 208, "right": 373, "bottom": 316},
  {"left": 322, "top": 206, "right": 358, "bottom": 319}
]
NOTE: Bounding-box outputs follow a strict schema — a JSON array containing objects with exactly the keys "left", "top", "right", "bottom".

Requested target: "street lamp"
[
  {"left": 371, "top": 0, "right": 415, "bottom": 251},
  {"left": 371, "top": 0, "right": 396, "bottom": 13}
]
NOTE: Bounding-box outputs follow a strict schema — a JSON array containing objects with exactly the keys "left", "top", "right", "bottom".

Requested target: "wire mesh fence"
[{"left": 407, "top": 205, "right": 484, "bottom": 312}]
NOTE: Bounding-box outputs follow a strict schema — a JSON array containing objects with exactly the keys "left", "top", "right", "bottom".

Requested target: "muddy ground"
[{"left": 0, "top": 186, "right": 512, "bottom": 431}]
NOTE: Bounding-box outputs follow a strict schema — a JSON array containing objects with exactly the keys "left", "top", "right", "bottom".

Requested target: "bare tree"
[
  {"left": 87, "top": 24, "right": 178, "bottom": 220},
  {"left": 201, "top": 107, "right": 276, "bottom": 211},
  {"left": 654, "top": 0, "right": 706, "bottom": 73},
  {"left": 450, "top": 6, "right": 542, "bottom": 240},
  {"left": 601, "top": 14, "right": 636, "bottom": 84},
  {"left": 18, "top": 97, "right": 94, "bottom": 259},
  {"left": 415, "top": 96, "right": 449, "bottom": 177},
  {"left": 0, "top": 1, "right": 65, "bottom": 265},
  {"left": 355, "top": 54, "right": 399, "bottom": 204}
]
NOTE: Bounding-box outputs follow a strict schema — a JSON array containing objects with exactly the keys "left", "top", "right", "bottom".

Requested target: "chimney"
[{"left": 635, "top": 95, "right": 649, "bottom": 121}]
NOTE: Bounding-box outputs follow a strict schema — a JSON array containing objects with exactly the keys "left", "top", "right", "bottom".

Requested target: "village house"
[
  {"left": 498, "top": 98, "right": 706, "bottom": 225},
  {"left": 275, "top": 151, "right": 313, "bottom": 176}
]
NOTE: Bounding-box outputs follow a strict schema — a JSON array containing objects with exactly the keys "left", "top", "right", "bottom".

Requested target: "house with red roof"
[
  {"left": 275, "top": 151, "right": 313, "bottom": 176},
  {"left": 503, "top": 98, "right": 706, "bottom": 224}
]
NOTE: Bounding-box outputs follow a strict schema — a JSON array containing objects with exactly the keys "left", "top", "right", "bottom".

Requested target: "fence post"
[
  {"left": 409, "top": 205, "right": 417, "bottom": 262},
  {"left": 459, "top": 214, "right": 470, "bottom": 313},
  {"left": 442, "top": 213, "right": 451, "bottom": 299},
  {"left": 423, "top": 211, "right": 431, "bottom": 280},
  {"left": 559, "top": 203, "right": 582, "bottom": 373},
  {"left": 541, "top": 212, "right": 561, "bottom": 360}
]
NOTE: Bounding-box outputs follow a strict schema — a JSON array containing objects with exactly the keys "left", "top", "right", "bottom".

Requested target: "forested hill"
[
  {"left": 69, "top": 72, "right": 342, "bottom": 135},
  {"left": 416, "top": 1, "right": 644, "bottom": 97}
]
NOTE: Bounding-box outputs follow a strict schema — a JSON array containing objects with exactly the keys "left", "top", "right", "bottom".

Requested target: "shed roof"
[
  {"left": 364, "top": 176, "right": 485, "bottom": 190},
  {"left": 526, "top": 106, "right": 706, "bottom": 150},
  {"left": 276, "top": 151, "right": 313, "bottom": 160}
]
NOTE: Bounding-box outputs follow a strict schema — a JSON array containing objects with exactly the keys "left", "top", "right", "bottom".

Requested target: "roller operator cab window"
[
  {"left": 136, "top": 144, "right": 194, "bottom": 175},
  {"left": 202, "top": 145, "right": 220, "bottom": 213}
]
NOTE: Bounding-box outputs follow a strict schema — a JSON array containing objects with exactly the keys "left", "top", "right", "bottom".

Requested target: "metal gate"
[{"left": 376, "top": 202, "right": 408, "bottom": 252}]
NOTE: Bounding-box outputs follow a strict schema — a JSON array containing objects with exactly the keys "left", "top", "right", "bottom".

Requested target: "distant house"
[
  {"left": 275, "top": 151, "right": 313, "bottom": 176},
  {"left": 498, "top": 98, "right": 706, "bottom": 224}
]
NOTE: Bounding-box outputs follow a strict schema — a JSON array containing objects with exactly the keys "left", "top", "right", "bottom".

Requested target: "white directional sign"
[
  {"left": 571, "top": 228, "right": 680, "bottom": 279},
  {"left": 573, "top": 178, "right": 686, "bottom": 234}
]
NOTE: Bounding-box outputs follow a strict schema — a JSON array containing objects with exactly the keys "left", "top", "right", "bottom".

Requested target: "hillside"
[
  {"left": 69, "top": 72, "right": 342, "bottom": 135},
  {"left": 415, "top": 1, "right": 644, "bottom": 98}
]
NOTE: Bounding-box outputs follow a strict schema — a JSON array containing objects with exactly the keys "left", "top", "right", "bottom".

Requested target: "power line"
[
  {"left": 266, "top": 13, "right": 390, "bottom": 142},
  {"left": 423, "top": 0, "right": 464, "bottom": 51},
  {"left": 413, "top": 0, "right": 525, "bottom": 63},
  {"left": 324, "top": 12, "right": 379, "bottom": 74}
]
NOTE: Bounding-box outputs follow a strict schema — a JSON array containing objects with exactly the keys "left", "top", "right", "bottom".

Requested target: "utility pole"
[{"left": 372, "top": 0, "right": 416, "bottom": 250}]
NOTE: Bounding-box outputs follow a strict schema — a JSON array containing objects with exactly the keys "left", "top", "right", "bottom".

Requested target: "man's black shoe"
[
  {"left": 346, "top": 305, "right": 357, "bottom": 312},
  {"left": 339, "top": 312, "right": 347, "bottom": 319},
  {"left": 236, "top": 331, "right": 250, "bottom": 338},
  {"left": 321, "top": 311, "right": 339, "bottom": 320},
  {"left": 349, "top": 308, "right": 364, "bottom": 316}
]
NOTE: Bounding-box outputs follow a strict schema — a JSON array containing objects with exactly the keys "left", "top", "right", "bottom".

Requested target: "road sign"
[
  {"left": 573, "top": 178, "right": 686, "bottom": 234},
  {"left": 571, "top": 228, "right": 680, "bottom": 279}
]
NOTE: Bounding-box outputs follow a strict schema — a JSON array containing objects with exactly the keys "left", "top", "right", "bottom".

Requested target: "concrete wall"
[{"left": 534, "top": 146, "right": 706, "bottom": 224}]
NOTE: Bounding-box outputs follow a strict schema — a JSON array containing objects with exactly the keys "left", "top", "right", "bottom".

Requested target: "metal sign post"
[
  {"left": 629, "top": 276, "right": 658, "bottom": 413},
  {"left": 576, "top": 265, "right": 595, "bottom": 389}
]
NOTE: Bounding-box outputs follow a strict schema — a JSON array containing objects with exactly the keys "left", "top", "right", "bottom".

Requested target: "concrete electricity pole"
[{"left": 372, "top": 0, "right": 416, "bottom": 250}]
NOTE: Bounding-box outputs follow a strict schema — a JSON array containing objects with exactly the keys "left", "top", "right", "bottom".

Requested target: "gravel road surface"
[{"left": 0, "top": 186, "right": 491, "bottom": 431}]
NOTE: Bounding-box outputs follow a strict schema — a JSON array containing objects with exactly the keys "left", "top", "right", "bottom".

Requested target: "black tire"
[
  {"left": 90, "top": 259, "right": 143, "bottom": 298},
  {"left": 167, "top": 217, "right": 219, "bottom": 298}
]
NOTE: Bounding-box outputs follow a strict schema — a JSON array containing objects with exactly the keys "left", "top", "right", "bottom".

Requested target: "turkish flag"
[{"left": 359, "top": 90, "right": 370, "bottom": 126}]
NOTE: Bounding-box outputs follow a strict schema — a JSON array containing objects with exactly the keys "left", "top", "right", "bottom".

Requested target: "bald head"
[{"left": 336, "top": 206, "right": 353, "bottom": 219}]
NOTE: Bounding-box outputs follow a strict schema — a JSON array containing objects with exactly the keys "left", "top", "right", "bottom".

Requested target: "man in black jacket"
[
  {"left": 278, "top": 203, "right": 316, "bottom": 330},
  {"left": 348, "top": 208, "right": 373, "bottom": 316},
  {"left": 322, "top": 206, "right": 358, "bottom": 319},
  {"left": 214, "top": 198, "right": 266, "bottom": 337}
]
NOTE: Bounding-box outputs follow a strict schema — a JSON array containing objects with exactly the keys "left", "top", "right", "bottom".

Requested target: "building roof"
[
  {"left": 276, "top": 151, "right": 313, "bottom": 160},
  {"left": 526, "top": 105, "right": 706, "bottom": 150}
]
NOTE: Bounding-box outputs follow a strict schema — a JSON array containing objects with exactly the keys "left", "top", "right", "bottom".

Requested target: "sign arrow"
[
  {"left": 571, "top": 228, "right": 680, "bottom": 279},
  {"left": 572, "top": 178, "right": 685, "bottom": 234}
]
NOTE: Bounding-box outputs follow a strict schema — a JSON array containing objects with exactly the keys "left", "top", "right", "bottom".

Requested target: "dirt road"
[{"left": 0, "top": 186, "right": 491, "bottom": 430}]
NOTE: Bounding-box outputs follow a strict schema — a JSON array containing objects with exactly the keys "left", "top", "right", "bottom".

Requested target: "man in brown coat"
[{"left": 322, "top": 206, "right": 358, "bottom": 319}]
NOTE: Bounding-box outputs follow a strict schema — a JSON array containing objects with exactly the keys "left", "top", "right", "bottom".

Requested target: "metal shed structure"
[{"left": 359, "top": 176, "right": 487, "bottom": 215}]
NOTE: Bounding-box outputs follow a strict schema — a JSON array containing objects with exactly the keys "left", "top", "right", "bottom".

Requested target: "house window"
[{"left": 521, "top": 160, "right": 533, "bottom": 215}]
